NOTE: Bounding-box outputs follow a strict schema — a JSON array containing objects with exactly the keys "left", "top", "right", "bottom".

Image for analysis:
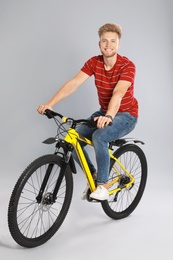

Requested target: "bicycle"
[{"left": 8, "top": 109, "right": 147, "bottom": 248}]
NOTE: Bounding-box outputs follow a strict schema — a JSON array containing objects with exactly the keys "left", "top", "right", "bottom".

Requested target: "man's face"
[{"left": 99, "top": 32, "right": 120, "bottom": 58}]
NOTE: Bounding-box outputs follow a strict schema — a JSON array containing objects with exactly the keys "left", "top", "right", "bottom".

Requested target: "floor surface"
[{"left": 0, "top": 169, "right": 172, "bottom": 260}]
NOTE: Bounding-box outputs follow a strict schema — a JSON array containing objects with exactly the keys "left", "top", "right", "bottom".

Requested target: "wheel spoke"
[{"left": 16, "top": 167, "right": 66, "bottom": 238}]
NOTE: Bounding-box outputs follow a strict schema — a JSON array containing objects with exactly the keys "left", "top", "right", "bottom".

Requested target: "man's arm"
[
  {"left": 38, "top": 71, "right": 90, "bottom": 114},
  {"left": 106, "top": 80, "right": 131, "bottom": 117},
  {"left": 96, "top": 80, "right": 131, "bottom": 128}
]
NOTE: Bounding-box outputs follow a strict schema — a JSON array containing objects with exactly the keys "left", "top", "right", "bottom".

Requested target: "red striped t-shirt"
[{"left": 81, "top": 54, "right": 138, "bottom": 118}]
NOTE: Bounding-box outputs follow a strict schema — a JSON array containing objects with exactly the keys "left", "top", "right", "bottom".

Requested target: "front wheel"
[
  {"left": 101, "top": 144, "right": 147, "bottom": 219},
  {"left": 8, "top": 154, "right": 73, "bottom": 248}
]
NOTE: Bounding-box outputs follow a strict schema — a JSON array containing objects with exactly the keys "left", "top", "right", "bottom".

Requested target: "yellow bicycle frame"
[
  {"left": 63, "top": 118, "right": 135, "bottom": 195},
  {"left": 64, "top": 127, "right": 96, "bottom": 192}
]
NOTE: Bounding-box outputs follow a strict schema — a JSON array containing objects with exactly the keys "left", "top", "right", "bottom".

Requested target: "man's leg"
[{"left": 90, "top": 112, "right": 137, "bottom": 200}]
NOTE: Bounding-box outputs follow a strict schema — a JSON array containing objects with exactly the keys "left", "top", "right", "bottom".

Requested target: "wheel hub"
[
  {"left": 40, "top": 192, "right": 54, "bottom": 211},
  {"left": 119, "top": 175, "right": 131, "bottom": 187}
]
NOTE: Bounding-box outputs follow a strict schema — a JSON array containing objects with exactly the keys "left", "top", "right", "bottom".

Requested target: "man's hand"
[
  {"left": 94, "top": 116, "right": 112, "bottom": 129},
  {"left": 37, "top": 104, "right": 53, "bottom": 115}
]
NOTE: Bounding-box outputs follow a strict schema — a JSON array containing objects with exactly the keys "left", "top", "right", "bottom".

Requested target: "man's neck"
[{"left": 103, "top": 54, "right": 117, "bottom": 70}]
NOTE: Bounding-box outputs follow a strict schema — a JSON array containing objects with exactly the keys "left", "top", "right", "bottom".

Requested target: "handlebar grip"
[
  {"left": 44, "top": 109, "right": 63, "bottom": 119},
  {"left": 86, "top": 117, "right": 97, "bottom": 128},
  {"left": 86, "top": 117, "right": 112, "bottom": 128}
]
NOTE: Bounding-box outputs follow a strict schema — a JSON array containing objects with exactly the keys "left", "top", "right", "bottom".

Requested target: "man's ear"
[{"left": 98, "top": 41, "right": 101, "bottom": 48}]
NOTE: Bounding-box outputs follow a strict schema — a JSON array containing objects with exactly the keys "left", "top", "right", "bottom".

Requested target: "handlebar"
[{"left": 44, "top": 109, "right": 112, "bottom": 128}]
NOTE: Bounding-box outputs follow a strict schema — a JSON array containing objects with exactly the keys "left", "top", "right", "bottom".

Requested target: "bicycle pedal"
[
  {"left": 88, "top": 197, "right": 101, "bottom": 203},
  {"left": 86, "top": 190, "right": 101, "bottom": 203}
]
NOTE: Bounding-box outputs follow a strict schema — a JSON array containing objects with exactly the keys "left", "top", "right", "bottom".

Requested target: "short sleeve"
[
  {"left": 119, "top": 60, "right": 136, "bottom": 83},
  {"left": 81, "top": 57, "right": 97, "bottom": 76}
]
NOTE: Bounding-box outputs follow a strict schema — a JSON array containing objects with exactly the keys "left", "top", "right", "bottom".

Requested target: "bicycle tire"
[
  {"left": 8, "top": 154, "right": 73, "bottom": 248},
  {"left": 101, "top": 144, "right": 147, "bottom": 219}
]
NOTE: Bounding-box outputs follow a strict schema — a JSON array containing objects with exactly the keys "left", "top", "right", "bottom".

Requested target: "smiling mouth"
[{"left": 105, "top": 48, "right": 113, "bottom": 52}]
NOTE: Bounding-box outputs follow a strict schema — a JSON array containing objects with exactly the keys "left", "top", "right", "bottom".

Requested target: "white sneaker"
[
  {"left": 90, "top": 185, "right": 109, "bottom": 201},
  {"left": 81, "top": 184, "right": 89, "bottom": 200}
]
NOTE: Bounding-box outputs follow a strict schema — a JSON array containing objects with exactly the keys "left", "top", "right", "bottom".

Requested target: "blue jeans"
[{"left": 73, "top": 109, "right": 137, "bottom": 184}]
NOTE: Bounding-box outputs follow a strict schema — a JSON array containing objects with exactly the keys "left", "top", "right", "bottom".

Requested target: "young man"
[{"left": 37, "top": 23, "right": 138, "bottom": 201}]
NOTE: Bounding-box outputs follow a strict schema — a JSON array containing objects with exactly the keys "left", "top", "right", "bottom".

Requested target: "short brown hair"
[{"left": 98, "top": 23, "right": 122, "bottom": 39}]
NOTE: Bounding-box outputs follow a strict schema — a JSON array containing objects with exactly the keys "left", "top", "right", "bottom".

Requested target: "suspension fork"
[
  {"left": 52, "top": 143, "right": 74, "bottom": 202},
  {"left": 52, "top": 160, "right": 69, "bottom": 202},
  {"left": 36, "top": 141, "right": 73, "bottom": 204},
  {"left": 36, "top": 163, "right": 54, "bottom": 203}
]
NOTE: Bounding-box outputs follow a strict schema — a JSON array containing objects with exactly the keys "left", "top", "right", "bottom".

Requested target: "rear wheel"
[
  {"left": 101, "top": 144, "right": 147, "bottom": 219},
  {"left": 8, "top": 154, "right": 73, "bottom": 248}
]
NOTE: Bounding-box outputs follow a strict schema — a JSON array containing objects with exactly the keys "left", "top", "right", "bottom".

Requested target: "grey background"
[{"left": 0, "top": 0, "right": 173, "bottom": 259}]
